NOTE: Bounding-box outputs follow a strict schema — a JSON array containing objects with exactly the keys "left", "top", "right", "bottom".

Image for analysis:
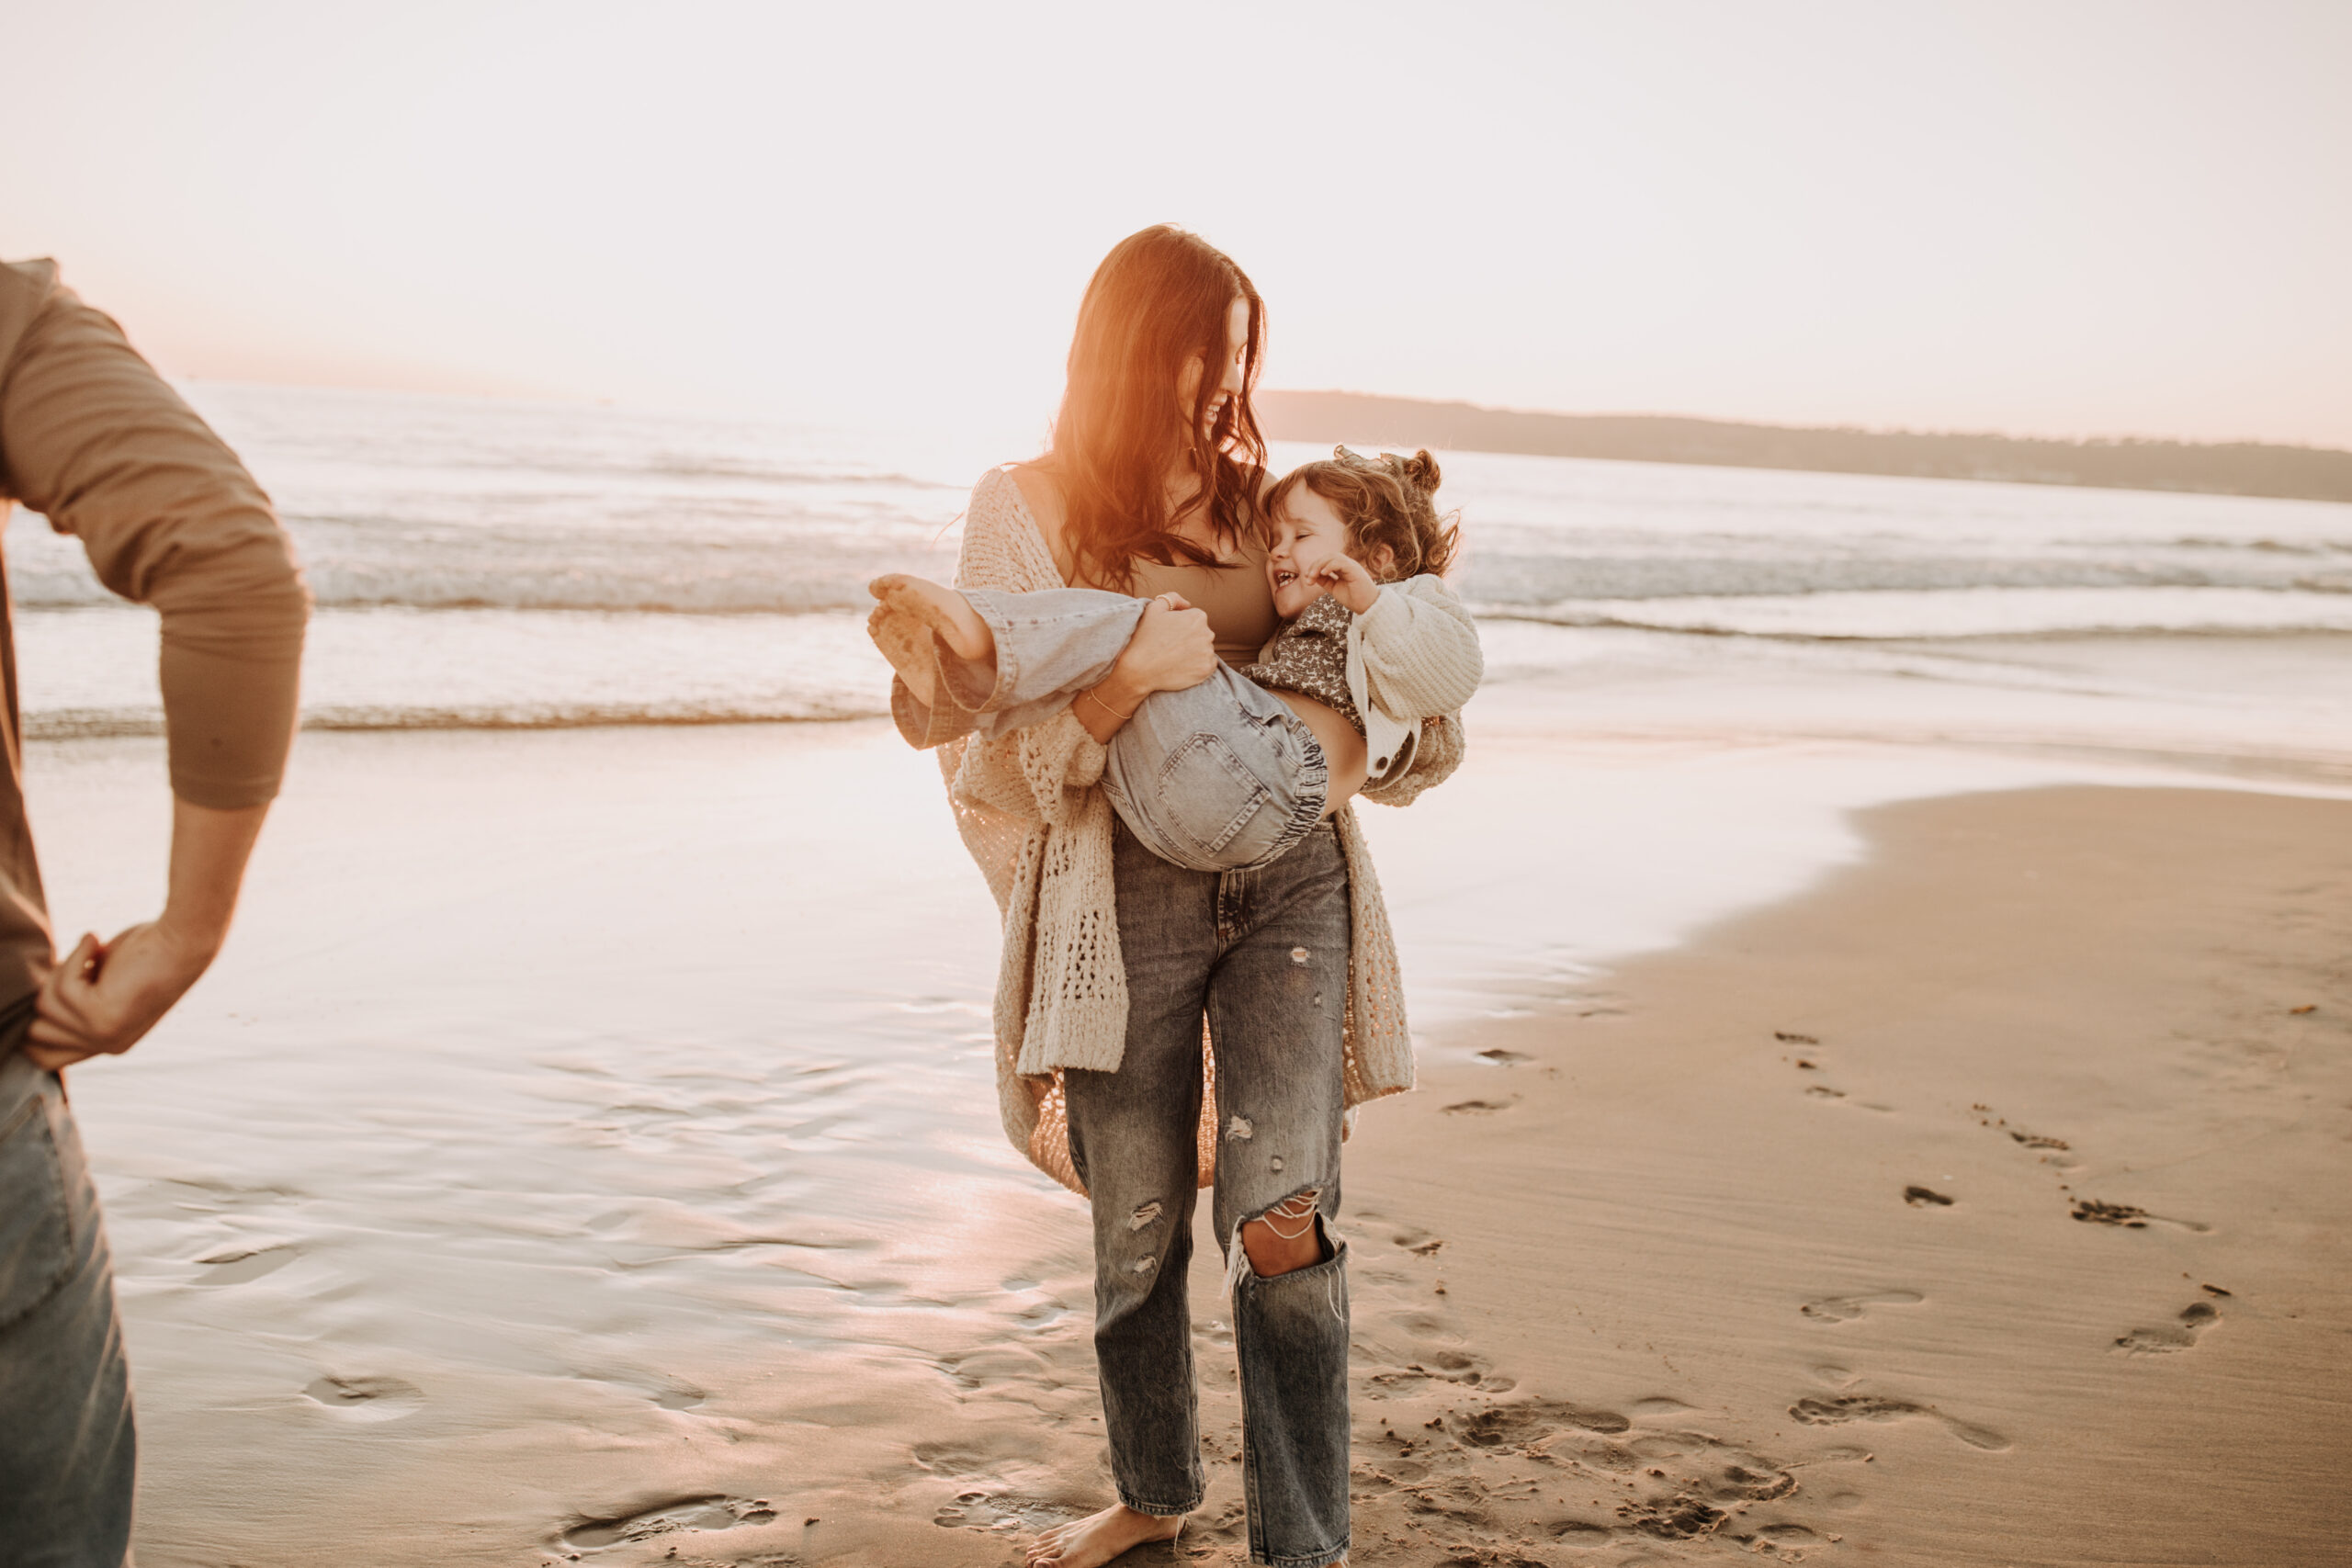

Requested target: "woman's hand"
[
  {"left": 1120, "top": 593, "right": 1219, "bottom": 693},
  {"left": 1074, "top": 593, "right": 1217, "bottom": 743}
]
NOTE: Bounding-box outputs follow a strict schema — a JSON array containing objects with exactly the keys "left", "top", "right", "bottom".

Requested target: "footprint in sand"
[
  {"left": 1476, "top": 1047, "right": 1534, "bottom": 1066},
  {"left": 1448, "top": 1397, "right": 1633, "bottom": 1444},
  {"left": 917, "top": 1446, "right": 1085, "bottom": 1538},
  {"left": 935, "top": 1343, "right": 1055, "bottom": 1396},
  {"left": 930, "top": 1489, "right": 1084, "bottom": 1536},
  {"left": 1793, "top": 1056, "right": 1894, "bottom": 1112},
  {"left": 2113, "top": 1301, "right": 2221, "bottom": 1356},
  {"left": 1385, "top": 1224, "right": 1446, "bottom": 1257},
  {"left": 1902, "top": 1186, "right": 1955, "bottom": 1208},
  {"left": 1616, "top": 1496, "right": 1729, "bottom": 1540},
  {"left": 1364, "top": 1288, "right": 1520, "bottom": 1395},
  {"left": 1363, "top": 1348, "right": 1498, "bottom": 1395},
  {"left": 1625, "top": 1430, "right": 1798, "bottom": 1504},
  {"left": 1367, "top": 1393, "right": 1813, "bottom": 1562},
  {"left": 1609, "top": 1455, "right": 1806, "bottom": 1544},
  {"left": 1975, "top": 1109, "right": 2084, "bottom": 1169},
  {"left": 1440, "top": 1098, "right": 1517, "bottom": 1115},
  {"left": 560, "top": 1495, "right": 777, "bottom": 1551},
  {"left": 2071, "top": 1199, "right": 2211, "bottom": 1233},
  {"left": 1385, "top": 1307, "right": 1467, "bottom": 1346},
  {"left": 1755, "top": 1523, "right": 1826, "bottom": 1549},
  {"left": 1788, "top": 1393, "right": 2008, "bottom": 1451},
  {"left": 302, "top": 1376, "right": 424, "bottom": 1423},
  {"left": 1806, "top": 1084, "right": 1895, "bottom": 1112},
  {"left": 196, "top": 1245, "right": 298, "bottom": 1285},
  {"left": 1800, "top": 1289, "right": 1925, "bottom": 1323}
]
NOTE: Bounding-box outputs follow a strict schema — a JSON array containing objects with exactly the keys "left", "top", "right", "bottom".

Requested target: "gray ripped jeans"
[
  {"left": 891, "top": 588, "right": 1328, "bottom": 874},
  {"left": 0, "top": 1046, "right": 138, "bottom": 1568},
  {"left": 1063, "top": 817, "right": 1353, "bottom": 1568}
]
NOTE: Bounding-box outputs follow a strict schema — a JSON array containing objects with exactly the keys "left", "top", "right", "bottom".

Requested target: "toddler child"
[{"left": 869, "top": 446, "right": 1481, "bottom": 873}]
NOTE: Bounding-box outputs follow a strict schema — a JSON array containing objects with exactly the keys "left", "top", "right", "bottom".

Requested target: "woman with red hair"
[{"left": 927, "top": 226, "right": 1432, "bottom": 1568}]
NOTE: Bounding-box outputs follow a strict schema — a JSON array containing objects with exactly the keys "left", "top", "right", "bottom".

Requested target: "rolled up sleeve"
[{"left": 0, "top": 284, "right": 309, "bottom": 807}]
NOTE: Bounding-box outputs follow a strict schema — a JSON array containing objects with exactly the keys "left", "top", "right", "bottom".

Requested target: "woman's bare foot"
[{"left": 1024, "top": 1503, "right": 1183, "bottom": 1568}]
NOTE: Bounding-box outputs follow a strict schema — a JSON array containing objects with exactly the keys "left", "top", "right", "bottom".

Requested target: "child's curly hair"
[{"left": 1263, "top": 446, "right": 1462, "bottom": 582}]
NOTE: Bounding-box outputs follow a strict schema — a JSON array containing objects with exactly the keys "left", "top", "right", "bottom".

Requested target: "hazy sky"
[{"left": 5, "top": 0, "right": 2346, "bottom": 446}]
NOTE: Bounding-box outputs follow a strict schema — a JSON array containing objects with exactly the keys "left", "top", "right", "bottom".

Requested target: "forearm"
[
  {"left": 1364, "top": 650, "right": 1483, "bottom": 723},
  {"left": 1360, "top": 590, "right": 1485, "bottom": 719},
  {"left": 155, "top": 539, "right": 310, "bottom": 807},
  {"left": 157, "top": 798, "right": 272, "bottom": 960},
  {"left": 1073, "top": 667, "right": 1153, "bottom": 745}
]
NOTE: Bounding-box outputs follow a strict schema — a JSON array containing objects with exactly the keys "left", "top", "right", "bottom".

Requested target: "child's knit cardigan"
[{"left": 940, "top": 467, "right": 1440, "bottom": 1195}]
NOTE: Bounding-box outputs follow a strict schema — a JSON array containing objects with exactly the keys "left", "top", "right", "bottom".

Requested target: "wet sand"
[
  {"left": 1337, "top": 785, "right": 2352, "bottom": 1565},
  {"left": 27, "top": 727, "right": 2351, "bottom": 1565}
]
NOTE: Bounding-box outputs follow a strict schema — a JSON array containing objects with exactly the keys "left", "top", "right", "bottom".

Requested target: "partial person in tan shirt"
[{"left": 0, "top": 257, "right": 308, "bottom": 1566}]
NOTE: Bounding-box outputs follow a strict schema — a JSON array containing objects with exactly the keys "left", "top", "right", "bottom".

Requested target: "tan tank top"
[
  {"left": 1009, "top": 464, "right": 1279, "bottom": 663},
  {"left": 1130, "top": 540, "right": 1280, "bottom": 664}
]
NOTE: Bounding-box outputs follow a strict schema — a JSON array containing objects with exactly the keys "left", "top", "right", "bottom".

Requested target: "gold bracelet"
[{"left": 1080, "top": 684, "right": 1137, "bottom": 725}]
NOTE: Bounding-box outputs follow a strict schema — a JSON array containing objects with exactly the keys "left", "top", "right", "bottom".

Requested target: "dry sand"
[{"left": 28, "top": 728, "right": 2350, "bottom": 1567}]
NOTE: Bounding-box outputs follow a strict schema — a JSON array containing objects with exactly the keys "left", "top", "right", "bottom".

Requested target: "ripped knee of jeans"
[
  {"left": 1250, "top": 1190, "right": 1322, "bottom": 1245},
  {"left": 1223, "top": 1185, "right": 1330, "bottom": 1291}
]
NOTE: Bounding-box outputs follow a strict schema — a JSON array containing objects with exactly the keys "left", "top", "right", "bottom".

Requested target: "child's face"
[{"left": 1266, "top": 487, "right": 1352, "bottom": 617}]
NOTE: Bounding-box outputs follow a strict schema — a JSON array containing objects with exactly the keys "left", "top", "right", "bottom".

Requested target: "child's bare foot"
[
  {"left": 866, "top": 574, "right": 996, "bottom": 709},
  {"left": 865, "top": 601, "right": 940, "bottom": 707},
  {"left": 870, "top": 574, "right": 993, "bottom": 661},
  {"left": 1023, "top": 1503, "right": 1183, "bottom": 1568}
]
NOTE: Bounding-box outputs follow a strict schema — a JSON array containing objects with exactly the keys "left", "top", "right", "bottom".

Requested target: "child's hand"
[{"left": 1311, "top": 552, "right": 1381, "bottom": 615}]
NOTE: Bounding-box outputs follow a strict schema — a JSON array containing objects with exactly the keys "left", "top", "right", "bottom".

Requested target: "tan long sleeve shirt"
[{"left": 0, "top": 258, "right": 310, "bottom": 1017}]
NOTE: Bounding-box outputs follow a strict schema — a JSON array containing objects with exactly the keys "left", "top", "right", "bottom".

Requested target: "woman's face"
[
  {"left": 1265, "top": 486, "right": 1351, "bottom": 617},
  {"left": 1180, "top": 296, "right": 1252, "bottom": 440}
]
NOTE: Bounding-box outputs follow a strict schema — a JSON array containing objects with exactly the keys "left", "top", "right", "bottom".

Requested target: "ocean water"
[{"left": 8, "top": 381, "right": 2347, "bottom": 764}]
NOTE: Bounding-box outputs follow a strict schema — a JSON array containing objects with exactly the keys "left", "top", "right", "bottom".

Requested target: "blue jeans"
[
  {"left": 892, "top": 588, "right": 1329, "bottom": 874},
  {"left": 1063, "top": 818, "right": 1353, "bottom": 1568},
  {"left": 0, "top": 1048, "right": 138, "bottom": 1568}
]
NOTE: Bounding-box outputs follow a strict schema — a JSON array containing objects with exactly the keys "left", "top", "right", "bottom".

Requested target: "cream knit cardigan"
[{"left": 942, "top": 467, "right": 1430, "bottom": 1194}]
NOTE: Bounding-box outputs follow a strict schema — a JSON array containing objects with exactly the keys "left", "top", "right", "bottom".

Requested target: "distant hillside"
[{"left": 1257, "top": 391, "right": 2352, "bottom": 505}]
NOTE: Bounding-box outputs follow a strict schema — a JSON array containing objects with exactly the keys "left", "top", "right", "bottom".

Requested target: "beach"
[
  {"left": 9, "top": 382, "right": 2347, "bottom": 1565},
  {"left": 1342, "top": 783, "right": 2352, "bottom": 1566},
  {"left": 28, "top": 707, "right": 2348, "bottom": 1567}
]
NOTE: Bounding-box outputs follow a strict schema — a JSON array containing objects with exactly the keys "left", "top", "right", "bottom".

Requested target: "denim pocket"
[
  {"left": 0, "top": 1091, "right": 74, "bottom": 1333},
  {"left": 1158, "top": 732, "right": 1272, "bottom": 858}
]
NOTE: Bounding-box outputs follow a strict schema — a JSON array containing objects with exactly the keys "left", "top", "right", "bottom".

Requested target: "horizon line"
[
  {"left": 165, "top": 372, "right": 2351, "bottom": 459},
  {"left": 1261, "top": 389, "right": 2352, "bottom": 460}
]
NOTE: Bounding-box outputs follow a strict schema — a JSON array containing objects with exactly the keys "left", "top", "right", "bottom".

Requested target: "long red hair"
[{"left": 1041, "top": 226, "right": 1268, "bottom": 592}]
